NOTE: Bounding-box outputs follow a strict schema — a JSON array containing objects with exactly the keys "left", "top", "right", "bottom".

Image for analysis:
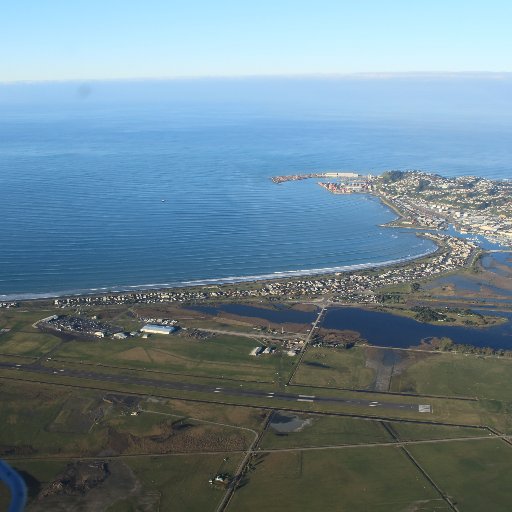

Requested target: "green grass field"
[
  {"left": 0, "top": 309, "right": 63, "bottom": 357},
  {"left": 229, "top": 447, "right": 448, "bottom": 512},
  {"left": 389, "top": 352, "right": 512, "bottom": 401},
  {"left": 391, "top": 422, "right": 489, "bottom": 441},
  {"left": 110, "top": 454, "right": 242, "bottom": 512},
  {"left": 0, "top": 353, "right": 37, "bottom": 364},
  {"left": 409, "top": 440, "right": 512, "bottom": 512},
  {"left": 260, "top": 414, "right": 392, "bottom": 449},
  {"left": 2, "top": 302, "right": 512, "bottom": 511},
  {"left": 0, "top": 379, "right": 258, "bottom": 458},
  {"left": 0, "top": 380, "right": 109, "bottom": 458},
  {"left": 145, "top": 398, "right": 266, "bottom": 431},
  {"left": 292, "top": 346, "right": 375, "bottom": 388},
  {"left": 51, "top": 333, "right": 294, "bottom": 382},
  {"left": 0, "top": 331, "right": 62, "bottom": 357}
]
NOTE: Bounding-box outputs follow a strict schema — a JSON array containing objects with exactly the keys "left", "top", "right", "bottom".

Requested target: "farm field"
[
  {"left": 260, "top": 413, "right": 393, "bottom": 449},
  {"left": 228, "top": 447, "right": 449, "bottom": 512},
  {"left": 408, "top": 440, "right": 512, "bottom": 512},
  {"left": 0, "top": 379, "right": 258, "bottom": 459},
  {"left": 51, "top": 333, "right": 293, "bottom": 382},
  {"left": 389, "top": 351, "right": 512, "bottom": 401},
  {"left": 1, "top": 285, "right": 512, "bottom": 511},
  {"left": 390, "top": 422, "right": 489, "bottom": 441},
  {"left": 291, "top": 346, "right": 375, "bottom": 389},
  {"left": 12, "top": 454, "right": 240, "bottom": 512}
]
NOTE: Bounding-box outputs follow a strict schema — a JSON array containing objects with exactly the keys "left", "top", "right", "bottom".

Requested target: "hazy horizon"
[
  {"left": 2, "top": 1, "right": 511, "bottom": 81},
  {"left": 1, "top": 75, "right": 511, "bottom": 124}
]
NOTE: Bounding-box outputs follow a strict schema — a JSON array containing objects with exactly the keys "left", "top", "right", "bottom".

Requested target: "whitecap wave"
[{"left": 1, "top": 247, "right": 436, "bottom": 301}]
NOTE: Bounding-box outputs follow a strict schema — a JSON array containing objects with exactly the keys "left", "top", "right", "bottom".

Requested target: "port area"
[
  {"left": 271, "top": 170, "right": 512, "bottom": 245},
  {"left": 317, "top": 179, "right": 371, "bottom": 194},
  {"left": 271, "top": 171, "right": 370, "bottom": 193},
  {"left": 271, "top": 171, "right": 365, "bottom": 186}
]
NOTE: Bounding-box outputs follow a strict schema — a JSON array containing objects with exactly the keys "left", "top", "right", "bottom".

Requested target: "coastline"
[
  {"left": 34, "top": 232, "right": 480, "bottom": 309},
  {"left": 1, "top": 175, "right": 482, "bottom": 303},
  {"left": 1, "top": 244, "right": 438, "bottom": 302},
  {"left": 372, "top": 192, "right": 411, "bottom": 227}
]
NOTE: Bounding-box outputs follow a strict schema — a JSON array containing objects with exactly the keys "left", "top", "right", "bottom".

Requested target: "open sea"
[{"left": 1, "top": 77, "right": 511, "bottom": 299}]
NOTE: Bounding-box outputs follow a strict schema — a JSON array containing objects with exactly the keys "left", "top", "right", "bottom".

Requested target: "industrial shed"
[{"left": 141, "top": 324, "right": 177, "bottom": 335}]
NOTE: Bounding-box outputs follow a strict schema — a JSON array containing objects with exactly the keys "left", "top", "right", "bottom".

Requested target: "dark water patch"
[
  {"left": 187, "top": 305, "right": 219, "bottom": 316},
  {"left": 270, "top": 412, "right": 312, "bottom": 433},
  {"left": 323, "top": 307, "right": 512, "bottom": 350},
  {"left": 426, "top": 275, "right": 482, "bottom": 292},
  {"left": 303, "top": 361, "right": 331, "bottom": 369},
  {"left": 188, "top": 303, "right": 318, "bottom": 324}
]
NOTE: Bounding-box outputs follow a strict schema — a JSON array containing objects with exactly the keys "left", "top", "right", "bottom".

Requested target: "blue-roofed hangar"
[{"left": 141, "top": 324, "right": 177, "bottom": 335}]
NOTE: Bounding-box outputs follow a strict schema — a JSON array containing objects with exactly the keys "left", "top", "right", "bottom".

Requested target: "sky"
[{"left": 1, "top": 0, "right": 511, "bottom": 82}]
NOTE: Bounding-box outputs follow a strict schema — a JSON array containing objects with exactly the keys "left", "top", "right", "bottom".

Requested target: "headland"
[{"left": 2, "top": 170, "right": 512, "bottom": 512}]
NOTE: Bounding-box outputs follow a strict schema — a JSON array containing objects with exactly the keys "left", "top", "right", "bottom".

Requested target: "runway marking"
[
  {"left": 297, "top": 398, "right": 314, "bottom": 402},
  {"left": 298, "top": 395, "right": 315, "bottom": 399},
  {"left": 419, "top": 404, "right": 431, "bottom": 413}
]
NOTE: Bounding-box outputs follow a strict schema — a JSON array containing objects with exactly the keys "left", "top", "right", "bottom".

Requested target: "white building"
[{"left": 141, "top": 324, "right": 177, "bottom": 335}]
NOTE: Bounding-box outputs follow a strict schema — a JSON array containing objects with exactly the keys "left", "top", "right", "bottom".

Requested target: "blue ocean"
[{"left": 1, "top": 77, "right": 511, "bottom": 298}]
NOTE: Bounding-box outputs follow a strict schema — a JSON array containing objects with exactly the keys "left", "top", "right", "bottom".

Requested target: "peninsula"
[
  {"left": 1, "top": 170, "right": 512, "bottom": 512},
  {"left": 273, "top": 169, "right": 512, "bottom": 245}
]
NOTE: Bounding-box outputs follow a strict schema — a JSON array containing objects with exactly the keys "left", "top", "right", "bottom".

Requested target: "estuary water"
[
  {"left": 1, "top": 78, "right": 511, "bottom": 298},
  {"left": 190, "top": 303, "right": 512, "bottom": 350}
]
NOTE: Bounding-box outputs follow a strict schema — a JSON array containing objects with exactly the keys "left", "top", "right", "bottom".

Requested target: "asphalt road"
[{"left": 0, "top": 361, "right": 429, "bottom": 413}]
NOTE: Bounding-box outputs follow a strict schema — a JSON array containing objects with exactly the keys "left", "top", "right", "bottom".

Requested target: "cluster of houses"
[
  {"left": 51, "top": 233, "right": 476, "bottom": 309},
  {"left": 0, "top": 301, "right": 18, "bottom": 309},
  {"left": 376, "top": 171, "right": 512, "bottom": 245}
]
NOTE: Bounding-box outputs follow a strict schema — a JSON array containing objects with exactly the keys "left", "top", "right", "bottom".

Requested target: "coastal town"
[
  {"left": 49, "top": 169, "right": 509, "bottom": 309},
  {"left": 52, "top": 233, "right": 476, "bottom": 308},
  {"left": 373, "top": 170, "right": 512, "bottom": 245},
  {"left": 8, "top": 169, "right": 507, "bottom": 312},
  {"left": 274, "top": 170, "right": 512, "bottom": 245}
]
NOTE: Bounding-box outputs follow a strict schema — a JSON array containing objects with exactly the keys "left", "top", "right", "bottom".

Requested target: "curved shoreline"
[
  {"left": 2, "top": 182, "right": 444, "bottom": 302},
  {"left": 1, "top": 244, "right": 438, "bottom": 301},
  {"left": 3, "top": 179, "right": 477, "bottom": 303}
]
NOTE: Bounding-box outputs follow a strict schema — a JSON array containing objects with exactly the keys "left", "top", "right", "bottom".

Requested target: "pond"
[
  {"left": 425, "top": 274, "right": 482, "bottom": 293},
  {"left": 187, "top": 303, "right": 318, "bottom": 324},
  {"left": 322, "top": 307, "right": 512, "bottom": 350},
  {"left": 269, "top": 412, "right": 312, "bottom": 433}
]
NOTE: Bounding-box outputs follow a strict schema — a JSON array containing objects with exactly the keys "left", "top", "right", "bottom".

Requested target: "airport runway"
[{"left": 0, "top": 362, "right": 430, "bottom": 413}]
